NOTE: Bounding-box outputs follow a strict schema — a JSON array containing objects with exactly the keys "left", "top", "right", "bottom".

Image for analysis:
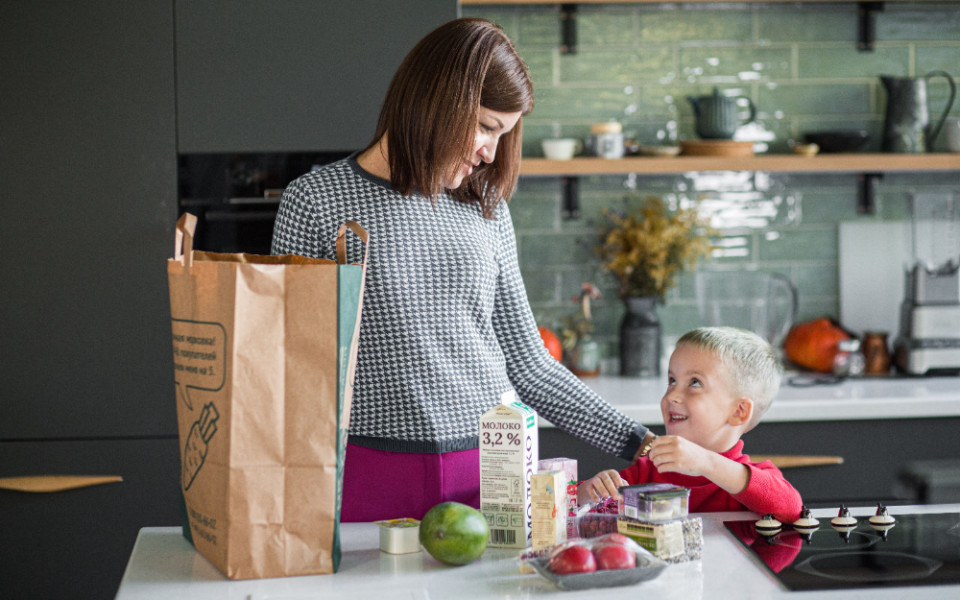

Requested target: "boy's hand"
[
  {"left": 576, "top": 469, "right": 626, "bottom": 505},
  {"left": 646, "top": 435, "right": 713, "bottom": 477},
  {"left": 647, "top": 435, "right": 750, "bottom": 495}
]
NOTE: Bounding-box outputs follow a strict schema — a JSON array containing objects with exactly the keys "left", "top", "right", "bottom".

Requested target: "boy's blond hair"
[{"left": 676, "top": 326, "right": 782, "bottom": 430}]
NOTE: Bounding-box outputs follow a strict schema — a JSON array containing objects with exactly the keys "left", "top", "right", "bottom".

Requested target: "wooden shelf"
[
  {"left": 462, "top": 0, "right": 943, "bottom": 4},
  {"left": 460, "top": 1, "right": 941, "bottom": 51},
  {"left": 519, "top": 154, "right": 960, "bottom": 176}
]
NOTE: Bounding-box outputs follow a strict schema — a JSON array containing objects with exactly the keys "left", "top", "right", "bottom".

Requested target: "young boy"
[{"left": 578, "top": 327, "right": 803, "bottom": 523}]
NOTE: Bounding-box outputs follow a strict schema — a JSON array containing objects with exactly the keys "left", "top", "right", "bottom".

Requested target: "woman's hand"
[{"left": 576, "top": 469, "right": 626, "bottom": 505}]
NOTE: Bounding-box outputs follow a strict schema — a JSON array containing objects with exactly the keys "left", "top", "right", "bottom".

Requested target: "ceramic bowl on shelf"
[
  {"left": 802, "top": 130, "right": 870, "bottom": 153},
  {"left": 635, "top": 144, "right": 681, "bottom": 157},
  {"left": 792, "top": 143, "right": 820, "bottom": 156}
]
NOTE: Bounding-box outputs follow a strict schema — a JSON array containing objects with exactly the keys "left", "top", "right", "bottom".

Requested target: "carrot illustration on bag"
[{"left": 183, "top": 402, "right": 219, "bottom": 491}]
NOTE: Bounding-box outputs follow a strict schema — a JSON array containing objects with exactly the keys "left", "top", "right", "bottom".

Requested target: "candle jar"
[{"left": 833, "top": 339, "right": 865, "bottom": 377}]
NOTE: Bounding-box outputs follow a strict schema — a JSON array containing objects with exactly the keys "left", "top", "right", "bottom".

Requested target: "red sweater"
[{"left": 619, "top": 440, "right": 803, "bottom": 523}]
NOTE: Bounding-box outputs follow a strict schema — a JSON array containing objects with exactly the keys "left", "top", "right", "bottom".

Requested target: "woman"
[{"left": 272, "top": 17, "right": 655, "bottom": 521}]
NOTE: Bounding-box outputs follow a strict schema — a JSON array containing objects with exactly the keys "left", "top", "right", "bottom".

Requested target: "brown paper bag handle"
[
  {"left": 336, "top": 221, "right": 369, "bottom": 266},
  {"left": 175, "top": 213, "right": 198, "bottom": 268}
]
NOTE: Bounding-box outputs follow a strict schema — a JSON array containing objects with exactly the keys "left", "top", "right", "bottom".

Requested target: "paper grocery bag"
[{"left": 167, "top": 213, "right": 368, "bottom": 579}]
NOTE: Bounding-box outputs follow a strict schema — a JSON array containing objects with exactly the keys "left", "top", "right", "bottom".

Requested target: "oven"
[{"left": 178, "top": 152, "right": 349, "bottom": 254}]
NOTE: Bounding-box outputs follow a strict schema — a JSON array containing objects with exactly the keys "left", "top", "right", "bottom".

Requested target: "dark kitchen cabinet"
[
  {"left": 741, "top": 417, "right": 960, "bottom": 507},
  {"left": 1, "top": 1, "right": 179, "bottom": 599},
  {"left": 1, "top": 0, "right": 177, "bottom": 441},
  {"left": 541, "top": 417, "right": 960, "bottom": 508},
  {"left": 174, "top": 0, "right": 458, "bottom": 153},
  {"left": 0, "top": 439, "right": 182, "bottom": 600},
  {"left": 2, "top": 2, "right": 461, "bottom": 598}
]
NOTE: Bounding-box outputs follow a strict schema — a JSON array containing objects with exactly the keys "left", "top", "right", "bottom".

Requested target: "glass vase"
[
  {"left": 620, "top": 296, "right": 661, "bottom": 377},
  {"left": 567, "top": 335, "right": 601, "bottom": 378}
]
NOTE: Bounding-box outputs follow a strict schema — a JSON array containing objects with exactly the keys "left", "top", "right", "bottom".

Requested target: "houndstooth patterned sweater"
[{"left": 271, "top": 154, "right": 648, "bottom": 459}]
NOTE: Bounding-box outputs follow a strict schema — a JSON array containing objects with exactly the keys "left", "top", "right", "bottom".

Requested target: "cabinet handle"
[
  {"left": 0, "top": 475, "right": 123, "bottom": 493},
  {"left": 751, "top": 456, "right": 844, "bottom": 469}
]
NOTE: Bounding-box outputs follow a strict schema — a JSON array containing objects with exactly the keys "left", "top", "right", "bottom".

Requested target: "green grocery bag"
[{"left": 167, "top": 213, "right": 367, "bottom": 579}]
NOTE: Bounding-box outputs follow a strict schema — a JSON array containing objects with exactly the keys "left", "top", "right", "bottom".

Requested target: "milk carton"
[
  {"left": 479, "top": 390, "right": 538, "bottom": 548},
  {"left": 530, "top": 470, "right": 567, "bottom": 550}
]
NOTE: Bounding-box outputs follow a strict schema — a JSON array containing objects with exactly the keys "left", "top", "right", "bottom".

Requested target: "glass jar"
[{"left": 833, "top": 338, "right": 865, "bottom": 377}]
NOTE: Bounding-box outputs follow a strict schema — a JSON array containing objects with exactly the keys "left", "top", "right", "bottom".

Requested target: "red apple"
[
  {"left": 547, "top": 545, "right": 597, "bottom": 575},
  {"left": 594, "top": 543, "right": 637, "bottom": 570},
  {"left": 547, "top": 540, "right": 580, "bottom": 561}
]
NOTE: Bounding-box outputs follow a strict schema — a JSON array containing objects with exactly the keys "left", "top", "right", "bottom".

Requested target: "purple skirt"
[{"left": 340, "top": 443, "right": 481, "bottom": 522}]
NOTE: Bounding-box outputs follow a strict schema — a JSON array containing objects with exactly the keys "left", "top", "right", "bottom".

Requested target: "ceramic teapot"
[
  {"left": 687, "top": 87, "right": 757, "bottom": 140},
  {"left": 881, "top": 71, "right": 956, "bottom": 153}
]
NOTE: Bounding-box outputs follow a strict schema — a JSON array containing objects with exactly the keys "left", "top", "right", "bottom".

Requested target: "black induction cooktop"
[{"left": 724, "top": 511, "right": 960, "bottom": 591}]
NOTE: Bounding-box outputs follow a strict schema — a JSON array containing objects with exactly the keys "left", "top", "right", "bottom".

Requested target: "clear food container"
[
  {"left": 619, "top": 483, "right": 689, "bottom": 522},
  {"left": 572, "top": 497, "right": 620, "bottom": 538}
]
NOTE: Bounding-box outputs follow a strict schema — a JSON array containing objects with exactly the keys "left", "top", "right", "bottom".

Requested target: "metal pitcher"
[
  {"left": 881, "top": 71, "right": 956, "bottom": 153},
  {"left": 687, "top": 87, "right": 757, "bottom": 140}
]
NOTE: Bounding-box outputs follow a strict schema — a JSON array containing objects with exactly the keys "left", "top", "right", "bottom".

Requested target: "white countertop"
[
  {"left": 573, "top": 374, "right": 960, "bottom": 425},
  {"left": 116, "top": 504, "right": 960, "bottom": 600}
]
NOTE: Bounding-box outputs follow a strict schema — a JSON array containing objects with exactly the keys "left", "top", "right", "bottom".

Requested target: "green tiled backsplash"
[{"left": 464, "top": 2, "right": 960, "bottom": 362}]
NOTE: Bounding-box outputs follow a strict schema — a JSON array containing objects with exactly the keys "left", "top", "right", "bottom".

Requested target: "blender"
[{"left": 894, "top": 192, "right": 960, "bottom": 375}]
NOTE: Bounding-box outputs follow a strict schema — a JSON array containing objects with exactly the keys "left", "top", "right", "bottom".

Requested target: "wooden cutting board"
[
  {"left": 839, "top": 221, "right": 911, "bottom": 337},
  {"left": 0, "top": 475, "right": 123, "bottom": 493},
  {"left": 680, "top": 140, "right": 755, "bottom": 157}
]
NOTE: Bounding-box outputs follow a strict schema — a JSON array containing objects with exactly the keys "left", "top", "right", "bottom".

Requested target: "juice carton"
[
  {"left": 537, "top": 457, "right": 578, "bottom": 517},
  {"left": 530, "top": 470, "right": 567, "bottom": 550},
  {"left": 479, "top": 390, "right": 538, "bottom": 548}
]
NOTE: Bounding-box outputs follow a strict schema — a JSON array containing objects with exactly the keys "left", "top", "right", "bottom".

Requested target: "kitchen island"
[{"left": 116, "top": 504, "right": 960, "bottom": 599}]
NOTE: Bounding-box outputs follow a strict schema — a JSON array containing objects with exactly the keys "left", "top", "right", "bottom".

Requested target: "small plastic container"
[
  {"left": 572, "top": 497, "right": 619, "bottom": 538},
  {"left": 374, "top": 518, "right": 422, "bottom": 554},
  {"left": 576, "top": 511, "right": 620, "bottom": 538},
  {"left": 619, "top": 484, "right": 690, "bottom": 522}
]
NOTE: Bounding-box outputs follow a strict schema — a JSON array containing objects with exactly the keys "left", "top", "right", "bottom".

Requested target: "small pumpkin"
[
  {"left": 783, "top": 318, "right": 850, "bottom": 373},
  {"left": 538, "top": 326, "right": 563, "bottom": 362}
]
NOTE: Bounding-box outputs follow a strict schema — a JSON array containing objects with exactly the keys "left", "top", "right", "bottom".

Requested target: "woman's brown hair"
[{"left": 366, "top": 18, "right": 534, "bottom": 219}]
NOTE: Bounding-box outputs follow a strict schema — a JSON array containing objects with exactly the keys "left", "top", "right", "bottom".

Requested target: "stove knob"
[
  {"left": 792, "top": 505, "right": 820, "bottom": 543},
  {"left": 830, "top": 505, "right": 857, "bottom": 542},
  {"left": 868, "top": 503, "right": 896, "bottom": 540},
  {"left": 755, "top": 513, "right": 782, "bottom": 537}
]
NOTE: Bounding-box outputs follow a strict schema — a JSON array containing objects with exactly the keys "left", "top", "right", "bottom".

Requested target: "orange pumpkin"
[
  {"left": 538, "top": 326, "right": 563, "bottom": 362},
  {"left": 783, "top": 318, "right": 850, "bottom": 373}
]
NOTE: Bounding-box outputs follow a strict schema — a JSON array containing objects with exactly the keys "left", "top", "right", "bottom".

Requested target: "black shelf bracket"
[
  {"left": 561, "top": 176, "right": 580, "bottom": 219},
  {"left": 857, "top": 172, "right": 883, "bottom": 214},
  {"left": 858, "top": 2, "right": 884, "bottom": 52},
  {"left": 560, "top": 4, "right": 577, "bottom": 54}
]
